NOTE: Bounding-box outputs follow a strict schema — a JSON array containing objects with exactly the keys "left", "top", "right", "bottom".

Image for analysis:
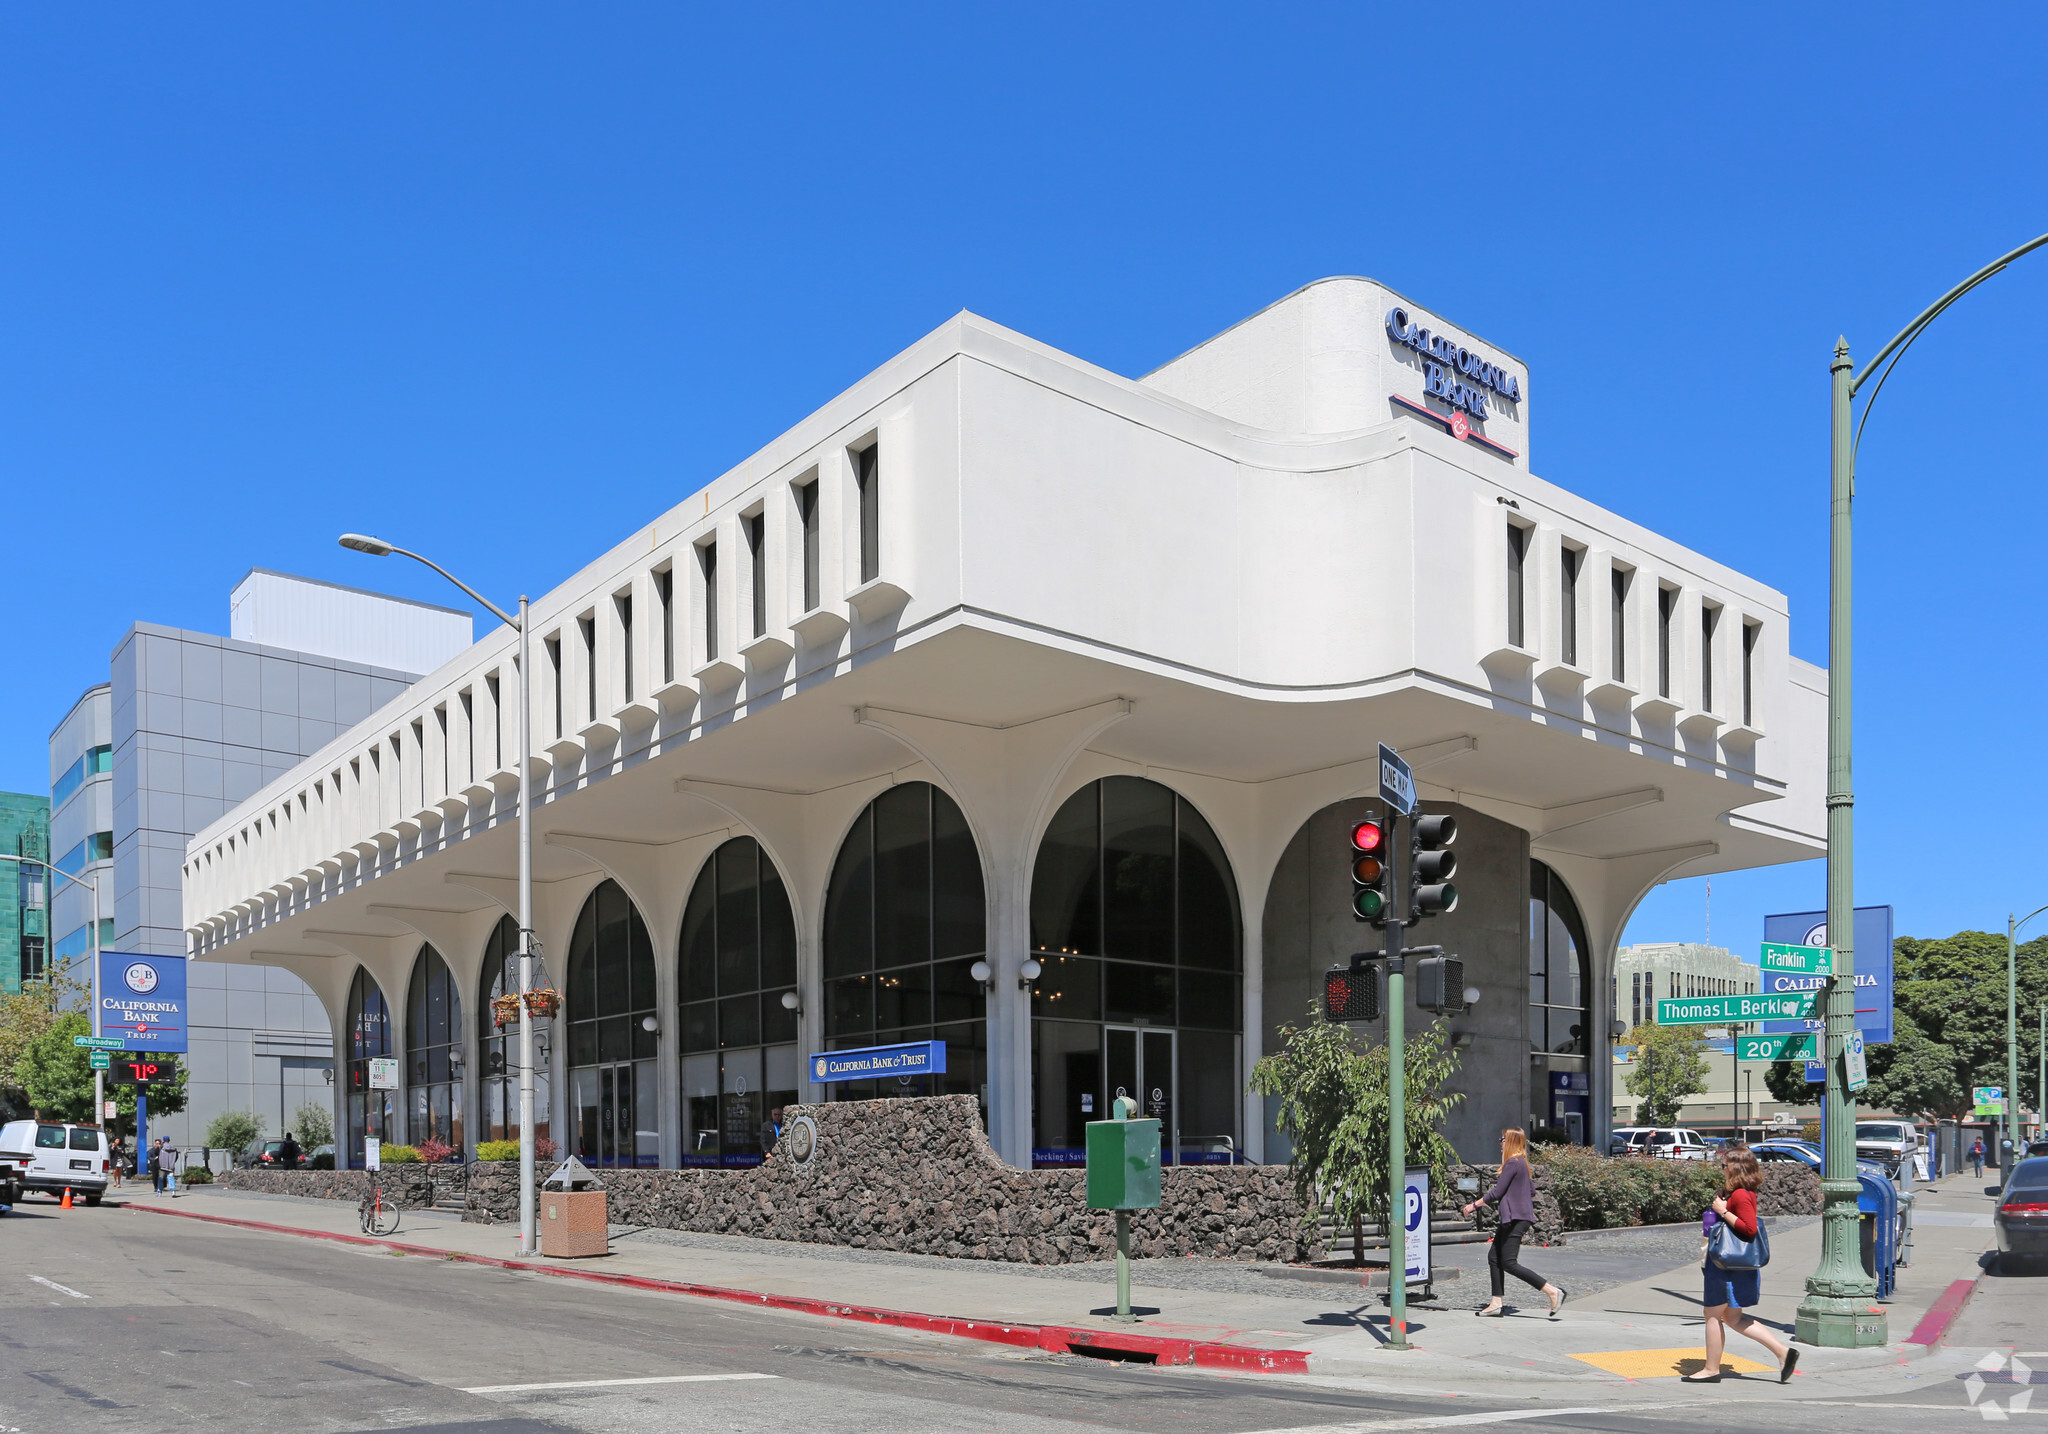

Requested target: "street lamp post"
[
  {"left": 1, "top": 855, "right": 105, "bottom": 1122},
  {"left": 2005, "top": 907, "right": 2048, "bottom": 1177},
  {"left": 1799, "top": 232, "right": 2048, "bottom": 1349},
  {"left": 340, "top": 535, "right": 540, "bottom": 1256}
]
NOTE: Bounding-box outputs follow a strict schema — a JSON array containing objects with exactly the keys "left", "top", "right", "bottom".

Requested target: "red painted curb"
[
  {"left": 1904, "top": 1277, "right": 1978, "bottom": 1347},
  {"left": 124, "top": 1203, "right": 1309, "bottom": 1374}
]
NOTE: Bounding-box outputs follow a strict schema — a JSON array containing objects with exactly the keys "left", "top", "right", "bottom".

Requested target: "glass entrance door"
[
  {"left": 1105, "top": 1026, "right": 1177, "bottom": 1164},
  {"left": 572, "top": 1060, "right": 657, "bottom": 1167}
]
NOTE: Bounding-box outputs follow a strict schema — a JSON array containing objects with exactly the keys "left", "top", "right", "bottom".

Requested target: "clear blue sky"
[{"left": 5, "top": 7, "right": 2044, "bottom": 959}]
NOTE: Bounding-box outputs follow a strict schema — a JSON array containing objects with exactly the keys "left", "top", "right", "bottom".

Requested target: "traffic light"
[
  {"left": 1350, "top": 816, "right": 1390, "bottom": 924},
  {"left": 1410, "top": 813, "right": 1458, "bottom": 917},
  {"left": 1324, "top": 961, "right": 1382, "bottom": 1022},
  {"left": 1413, "top": 954, "right": 1466, "bottom": 1012}
]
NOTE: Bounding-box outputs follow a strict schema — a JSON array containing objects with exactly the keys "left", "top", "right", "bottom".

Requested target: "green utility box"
[{"left": 1085, "top": 1116, "right": 1161, "bottom": 1210}]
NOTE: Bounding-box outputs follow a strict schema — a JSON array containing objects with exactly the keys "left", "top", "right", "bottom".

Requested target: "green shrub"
[
  {"left": 378, "top": 1145, "right": 421, "bottom": 1164},
  {"left": 1536, "top": 1146, "right": 1722, "bottom": 1230},
  {"left": 179, "top": 1166, "right": 213, "bottom": 1184},
  {"left": 474, "top": 1139, "right": 520, "bottom": 1162},
  {"left": 307, "top": 1153, "right": 334, "bottom": 1170}
]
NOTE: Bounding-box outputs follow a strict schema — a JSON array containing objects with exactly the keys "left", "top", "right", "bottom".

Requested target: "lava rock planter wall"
[
  {"left": 216, "top": 1166, "right": 437, "bottom": 1209},
  {"left": 469, "top": 1096, "right": 1317, "bottom": 1266}
]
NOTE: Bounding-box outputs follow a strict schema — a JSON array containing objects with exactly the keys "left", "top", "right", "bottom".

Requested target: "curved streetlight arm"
[
  {"left": 2017, "top": 902, "right": 2048, "bottom": 941},
  {"left": 381, "top": 545, "right": 521, "bottom": 632},
  {"left": 1851, "top": 232, "right": 2048, "bottom": 455}
]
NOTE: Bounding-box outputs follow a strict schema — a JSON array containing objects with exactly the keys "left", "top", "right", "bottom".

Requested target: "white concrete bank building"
[{"left": 182, "top": 279, "right": 1826, "bottom": 1172}]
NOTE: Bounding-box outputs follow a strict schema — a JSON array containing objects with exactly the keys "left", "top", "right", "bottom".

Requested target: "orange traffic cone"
[{"left": 60, "top": 1188, "right": 73, "bottom": 1209}]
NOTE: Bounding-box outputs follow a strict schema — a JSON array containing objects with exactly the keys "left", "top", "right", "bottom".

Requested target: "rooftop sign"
[{"left": 1385, "top": 306, "right": 1523, "bottom": 419}]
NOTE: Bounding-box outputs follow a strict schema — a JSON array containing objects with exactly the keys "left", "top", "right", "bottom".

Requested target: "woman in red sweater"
[{"left": 1687, "top": 1149, "right": 1798, "bottom": 1383}]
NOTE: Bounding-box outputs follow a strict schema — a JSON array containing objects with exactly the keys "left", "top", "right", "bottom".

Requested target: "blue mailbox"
[{"left": 1857, "top": 1171, "right": 1900, "bottom": 1298}]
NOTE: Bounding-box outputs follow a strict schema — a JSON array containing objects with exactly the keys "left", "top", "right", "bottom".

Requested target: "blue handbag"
[{"left": 1707, "top": 1214, "right": 1770, "bottom": 1269}]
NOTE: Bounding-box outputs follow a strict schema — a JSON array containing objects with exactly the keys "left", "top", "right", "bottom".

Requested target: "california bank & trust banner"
[{"left": 98, "top": 951, "right": 188, "bottom": 1053}]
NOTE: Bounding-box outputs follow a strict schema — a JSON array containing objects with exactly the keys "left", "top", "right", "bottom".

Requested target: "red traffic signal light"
[{"left": 1351, "top": 818, "right": 1389, "bottom": 923}]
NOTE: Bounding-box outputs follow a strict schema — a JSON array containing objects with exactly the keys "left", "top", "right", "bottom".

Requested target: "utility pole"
[{"left": 1799, "top": 230, "right": 2048, "bottom": 1347}]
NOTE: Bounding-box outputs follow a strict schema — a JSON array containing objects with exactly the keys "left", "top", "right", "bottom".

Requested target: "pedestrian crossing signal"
[{"left": 1324, "top": 963, "right": 1382, "bottom": 1022}]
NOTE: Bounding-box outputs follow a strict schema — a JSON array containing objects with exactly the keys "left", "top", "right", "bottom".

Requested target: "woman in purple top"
[{"left": 1460, "top": 1128, "right": 1566, "bottom": 1318}]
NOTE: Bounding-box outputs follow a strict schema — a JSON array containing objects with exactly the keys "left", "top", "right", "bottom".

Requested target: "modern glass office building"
[
  {"left": 0, "top": 792, "right": 51, "bottom": 995},
  {"left": 182, "top": 280, "right": 1829, "bottom": 1168},
  {"left": 51, "top": 570, "right": 469, "bottom": 1149}
]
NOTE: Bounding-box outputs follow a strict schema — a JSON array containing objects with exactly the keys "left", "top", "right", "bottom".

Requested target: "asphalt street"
[{"left": 0, "top": 1198, "right": 2021, "bottom": 1434}]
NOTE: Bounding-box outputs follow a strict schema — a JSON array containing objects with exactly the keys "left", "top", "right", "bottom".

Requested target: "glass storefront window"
[
  {"left": 1529, "top": 860, "right": 1593, "bottom": 1144},
  {"left": 344, "top": 966, "right": 393, "bottom": 1168},
  {"left": 478, "top": 915, "right": 553, "bottom": 1149},
  {"left": 679, "top": 836, "right": 799, "bottom": 1165},
  {"left": 406, "top": 944, "right": 463, "bottom": 1156},
  {"left": 1028, "top": 776, "right": 1242, "bottom": 1167},
  {"left": 566, "top": 879, "right": 658, "bottom": 1166},
  {"left": 821, "top": 783, "right": 987, "bottom": 1107}
]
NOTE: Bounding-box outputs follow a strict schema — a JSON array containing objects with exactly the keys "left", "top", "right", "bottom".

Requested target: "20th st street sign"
[
  {"left": 1738, "top": 1032, "right": 1819, "bottom": 1062},
  {"left": 1658, "top": 992, "right": 1820, "bottom": 1026}
]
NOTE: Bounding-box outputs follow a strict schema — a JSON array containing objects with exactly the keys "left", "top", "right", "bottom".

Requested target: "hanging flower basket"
[
  {"left": 491, "top": 992, "right": 523, "bottom": 1028},
  {"left": 522, "top": 987, "right": 562, "bottom": 1020}
]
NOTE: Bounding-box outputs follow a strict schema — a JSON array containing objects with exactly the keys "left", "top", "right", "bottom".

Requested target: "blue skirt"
[{"left": 1702, "top": 1259, "right": 1761, "bottom": 1310}]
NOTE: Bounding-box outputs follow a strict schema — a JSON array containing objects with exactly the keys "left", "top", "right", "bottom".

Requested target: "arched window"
[
  {"left": 678, "top": 836, "right": 798, "bottom": 1166},
  {"left": 1028, "top": 776, "right": 1241, "bottom": 1167},
  {"left": 566, "top": 879, "right": 657, "bottom": 1166},
  {"left": 478, "top": 914, "right": 552, "bottom": 1150},
  {"left": 405, "top": 944, "right": 463, "bottom": 1157},
  {"left": 1529, "top": 859, "right": 1593, "bottom": 1144},
  {"left": 344, "top": 966, "right": 393, "bottom": 1168},
  {"left": 822, "top": 782, "right": 986, "bottom": 1105}
]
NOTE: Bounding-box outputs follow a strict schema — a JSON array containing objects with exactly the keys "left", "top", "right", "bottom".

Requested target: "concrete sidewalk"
[{"left": 117, "top": 1176, "right": 2000, "bottom": 1401}]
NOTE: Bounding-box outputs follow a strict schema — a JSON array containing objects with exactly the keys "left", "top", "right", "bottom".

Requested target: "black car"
[{"left": 1993, "top": 1156, "right": 2048, "bottom": 1265}]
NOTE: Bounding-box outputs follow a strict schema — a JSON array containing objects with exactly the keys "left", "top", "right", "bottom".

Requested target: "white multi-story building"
[
  {"left": 182, "top": 278, "right": 1827, "bottom": 1169},
  {"left": 1614, "top": 942, "right": 1761, "bottom": 1034}
]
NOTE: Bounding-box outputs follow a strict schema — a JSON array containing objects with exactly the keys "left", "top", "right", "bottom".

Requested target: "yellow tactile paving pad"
[{"left": 1569, "top": 1348, "right": 1774, "bottom": 1379}]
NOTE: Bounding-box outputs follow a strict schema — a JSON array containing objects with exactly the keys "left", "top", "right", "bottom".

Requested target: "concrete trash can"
[{"left": 540, "top": 1156, "right": 608, "bottom": 1258}]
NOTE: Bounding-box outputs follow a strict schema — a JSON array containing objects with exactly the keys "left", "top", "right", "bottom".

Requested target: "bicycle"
[{"left": 358, "top": 1169, "right": 400, "bottom": 1236}]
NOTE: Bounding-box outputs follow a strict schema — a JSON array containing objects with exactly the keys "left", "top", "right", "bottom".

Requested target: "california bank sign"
[{"left": 1385, "top": 307, "right": 1521, "bottom": 419}]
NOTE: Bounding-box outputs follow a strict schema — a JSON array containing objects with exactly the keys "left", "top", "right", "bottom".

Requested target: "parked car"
[
  {"left": 1994, "top": 1156, "right": 2048, "bottom": 1267},
  {"left": 1854, "top": 1120, "right": 1920, "bottom": 1176},
  {"left": 0, "top": 1144, "right": 25, "bottom": 1207},
  {"left": 1609, "top": 1127, "right": 1651, "bottom": 1156},
  {"left": 238, "top": 1139, "right": 296, "bottom": 1169},
  {"left": 1753, "top": 1138, "right": 1891, "bottom": 1180},
  {"left": 2024, "top": 1139, "right": 2048, "bottom": 1160},
  {"left": 0, "top": 1121, "right": 112, "bottom": 1204},
  {"left": 1638, "top": 1128, "right": 1714, "bottom": 1160}
]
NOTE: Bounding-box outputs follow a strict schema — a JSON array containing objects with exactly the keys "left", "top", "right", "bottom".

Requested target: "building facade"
[
  {"left": 182, "top": 279, "right": 1829, "bottom": 1169},
  {"left": 1613, "top": 942, "right": 1760, "bottom": 1033},
  {"left": 1, "top": 792, "right": 51, "bottom": 993},
  {"left": 52, "top": 570, "right": 470, "bottom": 1148}
]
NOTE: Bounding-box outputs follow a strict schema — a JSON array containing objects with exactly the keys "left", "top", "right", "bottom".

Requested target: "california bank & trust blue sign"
[
  {"left": 809, "top": 1040, "right": 946, "bottom": 1083},
  {"left": 97, "top": 950, "right": 189, "bottom": 1054},
  {"left": 1385, "top": 306, "right": 1522, "bottom": 419}
]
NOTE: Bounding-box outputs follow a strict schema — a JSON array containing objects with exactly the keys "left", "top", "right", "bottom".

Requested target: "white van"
[{"left": 0, "top": 1122, "right": 112, "bottom": 1205}]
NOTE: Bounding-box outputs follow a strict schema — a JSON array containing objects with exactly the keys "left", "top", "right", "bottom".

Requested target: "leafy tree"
[
  {"left": 206, "top": 1110, "right": 263, "bottom": 1156},
  {"left": 14, "top": 1010, "right": 188, "bottom": 1131},
  {"left": 1251, "top": 1001, "right": 1463, "bottom": 1260},
  {"left": 292, "top": 1101, "right": 334, "bottom": 1149},
  {"left": 1763, "top": 1056, "right": 1820, "bottom": 1109},
  {"left": 1623, "top": 1022, "right": 1711, "bottom": 1124},
  {"left": 0, "top": 971, "right": 88, "bottom": 1107}
]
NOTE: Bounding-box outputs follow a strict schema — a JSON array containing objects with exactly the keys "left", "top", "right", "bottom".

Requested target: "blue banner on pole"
[
  {"left": 808, "top": 1040, "right": 946, "bottom": 1084},
  {"left": 98, "top": 951, "right": 188, "bottom": 1054},
  {"left": 1758, "top": 906, "right": 1893, "bottom": 1045}
]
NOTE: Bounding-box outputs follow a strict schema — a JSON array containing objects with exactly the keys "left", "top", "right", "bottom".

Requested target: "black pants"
[{"left": 1489, "top": 1219, "right": 1548, "bottom": 1298}]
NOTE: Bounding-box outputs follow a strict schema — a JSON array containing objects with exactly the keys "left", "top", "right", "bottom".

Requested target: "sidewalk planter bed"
[
  {"left": 469, "top": 1096, "right": 1317, "bottom": 1266},
  {"left": 217, "top": 1167, "right": 438, "bottom": 1208},
  {"left": 1451, "top": 1150, "right": 1822, "bottom": 1246}
]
